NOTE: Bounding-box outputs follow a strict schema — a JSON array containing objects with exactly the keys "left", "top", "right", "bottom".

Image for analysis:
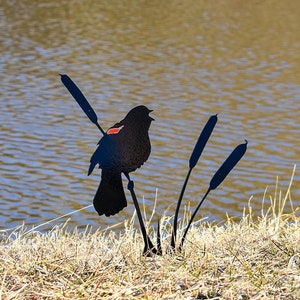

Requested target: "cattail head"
[
  {"left": 209, "top": 140, "right": 248, "bottom": 190},
  {"left": 189, "top": 114, "right": 218, "bottom": 169}
]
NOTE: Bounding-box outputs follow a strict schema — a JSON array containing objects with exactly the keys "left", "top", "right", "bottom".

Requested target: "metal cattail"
[
  {"left": 179, "top": 139, "right": 248, "bottom": 251},
  {"left": 209, "top": 140, "right": 248, "bottom": 190},
  {"left": 60, "top": 74, "right": 105, "bottom": 135},
  {"left": 171, "top": 114, "right": 218, "bottom": 250},
  {"left": 189, "top": 114, "right": 218, "bottom": 169}
]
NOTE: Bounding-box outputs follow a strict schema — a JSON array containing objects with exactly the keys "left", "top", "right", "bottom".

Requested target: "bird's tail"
[{"left": 93, "top": 170, "right": 127, "bottom": 217}]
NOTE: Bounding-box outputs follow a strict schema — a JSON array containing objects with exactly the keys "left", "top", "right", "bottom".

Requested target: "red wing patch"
[{"left": 107, "top": 125, "right": 124, "bottom": 135}]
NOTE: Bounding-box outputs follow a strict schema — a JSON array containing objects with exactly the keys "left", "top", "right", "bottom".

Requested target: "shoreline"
[{"left": 1, "top": 208, "right": 299, "bottom": 299}]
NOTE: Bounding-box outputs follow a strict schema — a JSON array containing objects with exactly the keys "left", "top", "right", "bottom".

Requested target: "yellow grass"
[{"left": 0, "top": 167, "right": 299, "bottom": 299}]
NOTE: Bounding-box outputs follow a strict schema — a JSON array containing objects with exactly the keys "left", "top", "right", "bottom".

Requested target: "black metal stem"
[
  {"left": 179, "top": 188, "right": 211, "bottom": 252},
  {"left": 125, "top": 173, "right": 157, "bottom": 256},
  {"left": 171, "top": 168, "right": 192, "bottom": 250},
  {"left": 157, "top": 219, "right": 162, "bottom": 256}
]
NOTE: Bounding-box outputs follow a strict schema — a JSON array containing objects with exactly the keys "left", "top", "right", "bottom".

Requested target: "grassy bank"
[{"left": 1, "top": 174, "right": 299, "bottom": 299}]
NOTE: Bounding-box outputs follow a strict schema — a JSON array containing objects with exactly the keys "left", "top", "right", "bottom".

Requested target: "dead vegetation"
[{"left": 1, "top": 171, "right": 299, "bottom": 299}]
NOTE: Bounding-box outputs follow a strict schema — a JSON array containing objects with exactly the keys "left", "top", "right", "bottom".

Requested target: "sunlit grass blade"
[
  {"left": 171, "top": 114, "right": 218, "bottom": 250},
  {"left": 179, "top": 140, "right": 248, "bottom": 251},
  {"left": 60, "top": 74, "right": 105, "bottom": 135}
]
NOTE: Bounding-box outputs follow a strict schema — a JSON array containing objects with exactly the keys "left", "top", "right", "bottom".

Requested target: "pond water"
[{"left": 1, "top": 0, "right": 299, "bottom": 232}]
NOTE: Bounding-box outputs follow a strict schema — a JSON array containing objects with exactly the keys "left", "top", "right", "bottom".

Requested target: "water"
[{"left": 1, "top": 0, "right": 299, "bottom": 232}]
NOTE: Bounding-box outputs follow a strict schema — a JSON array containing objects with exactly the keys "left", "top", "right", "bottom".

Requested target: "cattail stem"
[
  {"left": 179, "top": 188, "right": 211, "bottom": 251},
  {"left": 171, "top": 168, "right": 192, "bottom": 249},
  {"left": 157, "top": 219, "right": 162, "bottom": 256},
  {"left": 125, "top": 173, "right": 157, "bottom": 256}
]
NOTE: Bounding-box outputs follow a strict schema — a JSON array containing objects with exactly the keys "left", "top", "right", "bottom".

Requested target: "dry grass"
[{"left": 1, "top": 168, "right": 299, "bottom": 299}]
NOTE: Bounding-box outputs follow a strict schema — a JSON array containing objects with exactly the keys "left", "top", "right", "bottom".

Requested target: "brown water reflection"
[{"left": 1, "top": 0, "right": 299, "bottom": 231}]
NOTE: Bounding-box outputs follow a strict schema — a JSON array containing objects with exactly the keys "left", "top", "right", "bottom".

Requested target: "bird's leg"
[
  {"left": 126, "top": 174, "right": 134, "bottom": 190},
  {"left": 124, "top": 173, "right": 158, "bottom": 256}
]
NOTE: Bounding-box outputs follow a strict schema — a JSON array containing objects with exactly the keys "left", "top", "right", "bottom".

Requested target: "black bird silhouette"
[{"left": 88, "top": 105, "right": 154, "bottom": 217}]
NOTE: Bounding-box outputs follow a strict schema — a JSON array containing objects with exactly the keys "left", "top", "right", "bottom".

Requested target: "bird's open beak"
[{"left": 149, "top": 110, "right": 155, "bottom": 121}]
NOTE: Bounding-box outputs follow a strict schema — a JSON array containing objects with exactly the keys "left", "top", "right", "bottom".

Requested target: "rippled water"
[{"left": 1, "top": 0, "right": 299, "bottom": 232}]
